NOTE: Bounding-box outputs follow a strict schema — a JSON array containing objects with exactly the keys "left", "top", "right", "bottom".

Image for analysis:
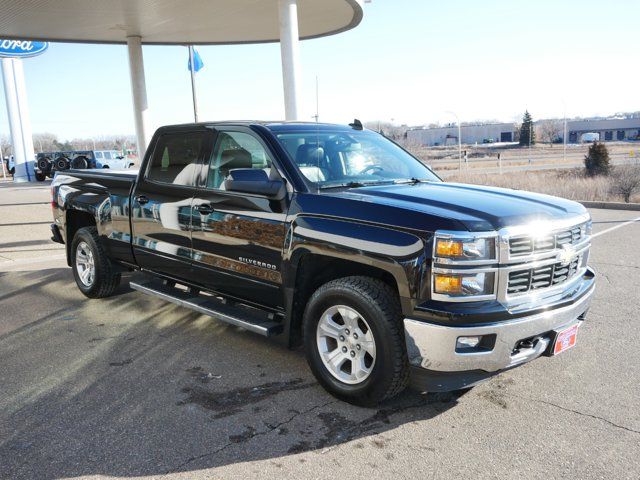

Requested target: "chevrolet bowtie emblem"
[{"left": 558, "top": 244, "right": 575, "bottom": 265}]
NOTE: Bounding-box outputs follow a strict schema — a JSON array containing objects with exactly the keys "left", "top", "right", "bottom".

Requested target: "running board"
[{"left": 130, "top": 279, "right": 283, "bottom": 337}]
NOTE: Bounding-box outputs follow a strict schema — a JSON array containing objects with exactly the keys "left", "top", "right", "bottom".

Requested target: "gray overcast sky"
[{"left": 1, "top": 0, "right": 638, "bottom": 140}]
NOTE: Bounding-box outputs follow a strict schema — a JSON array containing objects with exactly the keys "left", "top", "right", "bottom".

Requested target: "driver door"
[{"left": 190, "top": 128, "right": 289, "bottom": 308}]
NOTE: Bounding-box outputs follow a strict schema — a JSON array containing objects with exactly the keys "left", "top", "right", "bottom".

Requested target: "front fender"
[{"left": 284, "top": 215, "right": 429, "bottom": 311}]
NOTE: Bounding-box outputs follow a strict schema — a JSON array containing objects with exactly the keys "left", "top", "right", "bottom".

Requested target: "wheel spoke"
[
  {"left": 354, "top": 355, "right": 372, "bottom": 379},
  {"left": 80, "top": 268, "right": 91, "bottom": 284},
  {"left": 337, "top": 306, "right": 358, "bottom": 328},
  {"left": 325, "top": 348, "right": 347, "bottom": 371},
  {"left": 318, "top": 316, "right": 341, "bottom": 340},
  {"left": 360, "top": 339, "right": 376, "bottom": 356}
]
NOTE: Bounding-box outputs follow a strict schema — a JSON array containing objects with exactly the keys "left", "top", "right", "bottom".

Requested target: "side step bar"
[{"left": 130, "top": 279, "right": 283, "bottom": 337}]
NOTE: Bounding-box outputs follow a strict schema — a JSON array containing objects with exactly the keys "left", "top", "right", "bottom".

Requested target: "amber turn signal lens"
[
  {"left": 435, "top": 239, "right": 464, "bottom": 257},
  {"left": 434, "top": 274, "right": 462, "bottom": 294}
]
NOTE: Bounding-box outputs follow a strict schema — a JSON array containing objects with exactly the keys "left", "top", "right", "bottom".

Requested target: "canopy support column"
[
  {"left": 278, "top": 0, "right": 301, "bottom": 120},
  {"left": 126, "top": 36, "right": 151, "bottom": 160},
  {"left": 1, "top": 57, "right": 35, "bottom": 183}
]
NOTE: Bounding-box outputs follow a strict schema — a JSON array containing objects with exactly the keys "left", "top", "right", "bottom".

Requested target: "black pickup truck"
[{"left": 50, "top": 121, "right": 595, "bottom": 405}]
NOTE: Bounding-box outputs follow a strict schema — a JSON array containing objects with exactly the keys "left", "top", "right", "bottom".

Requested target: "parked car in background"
[
  {"left": 36, "top": 150, "right": 135, "bottom": 177},
  {"left": 93, "top": 150, "right": 134, "bottom": 169}
]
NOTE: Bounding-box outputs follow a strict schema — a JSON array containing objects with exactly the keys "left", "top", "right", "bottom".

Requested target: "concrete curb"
[{"left": 580, "top": 201, "right": 640, "bottom": 211}]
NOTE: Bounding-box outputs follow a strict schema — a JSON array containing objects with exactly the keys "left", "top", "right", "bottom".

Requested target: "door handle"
[
  {"left": 135, "top": 195, "right": 149, "bottom": 205},
  {"left": 196, "top": 203, "right": 214, "bottom": 215}
]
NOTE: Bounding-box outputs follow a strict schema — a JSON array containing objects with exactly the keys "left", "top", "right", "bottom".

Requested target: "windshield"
[{"left": 274, "top": 129, "right": 440, "bottom": 189}]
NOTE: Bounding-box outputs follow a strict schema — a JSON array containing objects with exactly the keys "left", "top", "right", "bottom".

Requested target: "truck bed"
[{"left": 61, "top": 169, "right": 139, "bottom": 181}]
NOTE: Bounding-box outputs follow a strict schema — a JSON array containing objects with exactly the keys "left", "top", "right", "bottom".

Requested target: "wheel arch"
[
  {"left": 65, "top": 210, "right": 96, "bottom": 266},
  {"left": 282, "top": 216, "right": 428, "bottom": 347}
]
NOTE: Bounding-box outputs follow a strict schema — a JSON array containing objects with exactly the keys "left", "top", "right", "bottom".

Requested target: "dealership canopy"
[{"left": 0, "top": 0, "right": 364, "bottom": 180}]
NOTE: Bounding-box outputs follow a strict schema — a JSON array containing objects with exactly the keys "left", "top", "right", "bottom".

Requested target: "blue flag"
[{"left": 188, "top": 47, "right": 204, "bottom": 73}]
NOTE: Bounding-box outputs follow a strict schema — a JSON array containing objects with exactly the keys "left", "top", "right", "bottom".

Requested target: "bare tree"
[
  {"left": 33, "top": 132, "right": 58, "bottom": 152},
  {"left": 363, "top": 121, "right": 408, "bottom": 142},
  {"left": 537, "top": 119, "right": 563, "bottom": 146},
  {"left": 610, "top": 165, "right": 640, "bottom": 203},
  {"left": 0, "top": 135, "right": 12, "bottom": 157}
]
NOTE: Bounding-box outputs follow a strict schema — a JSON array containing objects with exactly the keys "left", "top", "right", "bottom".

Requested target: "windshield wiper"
[
  {"left": 393, "top": 177, "right": 430, "bottom": 185},
  {"left": 319, "top": 180, "right": 392, "bottom": 190}
]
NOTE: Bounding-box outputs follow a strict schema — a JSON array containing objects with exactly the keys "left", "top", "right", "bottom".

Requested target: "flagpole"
[{"left": 188, "top": 45, "right": 199, "bottom": 122}]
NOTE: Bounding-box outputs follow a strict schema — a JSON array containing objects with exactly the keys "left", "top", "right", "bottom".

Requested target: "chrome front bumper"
[{"left": 404, "top": 282, "right": 594, "bottom": 373}]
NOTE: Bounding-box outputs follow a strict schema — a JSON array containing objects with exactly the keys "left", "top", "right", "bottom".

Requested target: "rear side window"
[
  {"left": 95, "top": 151, "right": 103, "bottom": 159},
  {"left": 146, "top": 132, "right": 206, "bottom": 186}
]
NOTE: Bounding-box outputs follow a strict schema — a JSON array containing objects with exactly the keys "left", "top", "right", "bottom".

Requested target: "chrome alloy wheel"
[
  {"left": 316, "top": 305, "right": 376, "bottom": 385},
  {"left": 75, "top": 241, "right": 95, "bottom": 287}
]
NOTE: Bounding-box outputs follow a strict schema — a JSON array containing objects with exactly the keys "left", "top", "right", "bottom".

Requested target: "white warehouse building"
[
  {"left": 566, "top": 118, "right": 640, "bottom": 143},
  {"left": 407, "top": 123, "right": 517, "bottom": 146},
  {"left": 407, "top": 118, "right": 640, "bottom": 146}
]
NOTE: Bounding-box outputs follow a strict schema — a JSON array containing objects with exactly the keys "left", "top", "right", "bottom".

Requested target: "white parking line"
[{"left": 592, "top": 215, "right": 640, "bottom": 239}]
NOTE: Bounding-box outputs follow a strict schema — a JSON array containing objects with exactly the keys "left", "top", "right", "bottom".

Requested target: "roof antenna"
[
  {"left": 349, "top": 118, "right": 363, "bottom": 130},
  {"left": 312, "top": 75, "right": 319, "bottom": 123}
]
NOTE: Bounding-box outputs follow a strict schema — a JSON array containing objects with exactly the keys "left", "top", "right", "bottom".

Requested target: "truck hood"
[{"left": 329, "top": 181, "right": 588, "bottom": 231}]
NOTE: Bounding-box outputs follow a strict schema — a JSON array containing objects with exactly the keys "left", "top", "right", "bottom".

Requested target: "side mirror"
[{"left": 224, "top": 168, "right": 286, "bottom": 199}]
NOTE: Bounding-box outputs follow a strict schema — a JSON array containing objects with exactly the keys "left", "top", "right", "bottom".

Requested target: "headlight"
[
  {"left": 434, "top": 272, "right": 495, "bottom": 297},
  {"left": 434, "top": 236, "right": 495, "bottom": 261}
]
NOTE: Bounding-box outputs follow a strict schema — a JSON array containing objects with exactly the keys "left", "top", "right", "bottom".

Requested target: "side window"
[
  {"left": 95, "top": 151, "right": 103, "bottom": 159},
  {"left": 206, "top": 131, "right": 273, "bottom": 190},
  {"left": 103, "top": 151, "right": 112, "bottom": 160},
  {"left": 146, "top": 132, "right": 206, "bottom": 186}
]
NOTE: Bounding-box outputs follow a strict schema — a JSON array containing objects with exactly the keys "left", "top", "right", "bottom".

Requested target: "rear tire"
[
  {"left": 71, "top": 226, "right": 121, "bottom": 298},
  {"left": 37, "top": 157, "right": 51, "bottom": 171},
  {"left": 35, "top": 171, "right": 46, "bottom": 181},
  {"left": 303, "top": 276, "right": 409, "bottom": 406},
  {"left": 71, "top": 156, "right": 88, "bottom": 169},
  {"left": 55, "top": 156, "right": 70, "bottom": 170}
]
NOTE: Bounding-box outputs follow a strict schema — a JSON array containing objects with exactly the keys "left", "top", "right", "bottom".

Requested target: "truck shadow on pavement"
[{"left": 0, "top": 268, "right": 466, "bottom": 479}]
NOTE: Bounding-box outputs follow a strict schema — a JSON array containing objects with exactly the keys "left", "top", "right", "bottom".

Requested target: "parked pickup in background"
[{"left": 50, "top": 121, "right": 595, "bottom": 405}]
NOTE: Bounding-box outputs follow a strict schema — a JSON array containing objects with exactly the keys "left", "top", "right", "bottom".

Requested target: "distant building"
[
  {"left": 407, "top": 117, "right": 640, "bottom": 146},
  {"left": 566, "top": 118, "right": 640, "bottom": 143},
  {"left": 407, "top": 123, "right": 517, "bottom": 146}
]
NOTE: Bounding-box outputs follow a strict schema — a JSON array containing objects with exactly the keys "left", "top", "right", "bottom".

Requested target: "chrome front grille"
[
  {"left": 509, "top": 224, "right": 584, "bottom": 256},
  {"left": 507, "top": 256, "right": 581, "bottom": 295}
]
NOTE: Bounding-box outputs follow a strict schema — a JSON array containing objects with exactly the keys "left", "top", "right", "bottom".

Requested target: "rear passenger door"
[
  {"left": 190, "top": 128, "right": 289, "bottom": 308},
  {"left": 131, "top": 128, "right": 212, "bottom": 280}
]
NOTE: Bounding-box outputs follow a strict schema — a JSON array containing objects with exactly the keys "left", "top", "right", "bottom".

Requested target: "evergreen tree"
[
  {"left": 519, "top": 111, "right": 536, "bottom": 146},
  {"left": 584, "top": 141, "right": 611, "bottom": 176}
]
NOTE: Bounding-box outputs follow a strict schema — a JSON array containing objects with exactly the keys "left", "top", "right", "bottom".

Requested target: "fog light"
[{"left": 456, "top": 336, "right": 482, "bottom": 349}]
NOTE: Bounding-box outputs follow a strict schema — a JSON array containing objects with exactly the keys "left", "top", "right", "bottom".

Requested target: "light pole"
[
  {"left": 528, "top": 122, "right": 532, "bottom": 165},
  {"left": 562, "top": 101, "right": 567, "bottom": 164},
  {"left": 445, "top": 111, "right": 462, "bottom": 170}
]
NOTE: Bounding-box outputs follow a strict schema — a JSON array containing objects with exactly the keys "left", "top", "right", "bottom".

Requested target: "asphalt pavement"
[{"left": 0, "top": 180, "right": 639, "bottom": 480}]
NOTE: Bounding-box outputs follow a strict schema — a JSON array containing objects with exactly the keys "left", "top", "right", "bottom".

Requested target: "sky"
[{"left": 0, "top": 0, "right": 638, "bottom": 141}]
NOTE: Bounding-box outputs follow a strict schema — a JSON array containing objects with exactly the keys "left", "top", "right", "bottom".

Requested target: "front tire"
[
  {"left": 303, "top": 276, "right": 409, "bottom": 406},
  {"left": 71, "top": 226, "right": 121, "bottom": 298}
]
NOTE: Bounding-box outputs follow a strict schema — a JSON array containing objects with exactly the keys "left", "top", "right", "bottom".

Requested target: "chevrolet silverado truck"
[{"left": 50, "top": 121, "right": 595, "bottom": 405}]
